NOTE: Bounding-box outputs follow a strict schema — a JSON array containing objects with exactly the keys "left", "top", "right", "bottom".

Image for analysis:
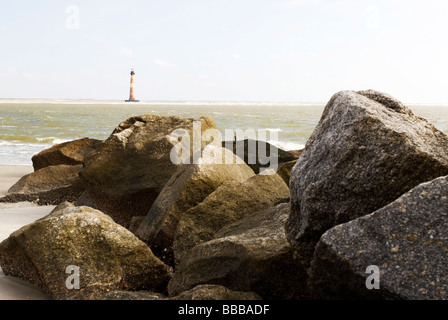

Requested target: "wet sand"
[{"left": 0, "top": 165, "right": 53, "bottom": 300}]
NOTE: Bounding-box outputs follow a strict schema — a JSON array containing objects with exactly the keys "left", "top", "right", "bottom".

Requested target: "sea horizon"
[
  {"left": 0, "top": 98, "right": 328, "bottom": 107},
  {"left": 1, "top": 99, "right": 448, "bottom": 166},
  {"left": 2, "top": 97, "right": 448, "bottom": 107}
]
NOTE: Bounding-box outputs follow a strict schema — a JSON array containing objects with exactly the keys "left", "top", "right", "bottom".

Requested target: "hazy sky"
[{"left": 1, "top": 0, "right": 448, "bottom": 103}]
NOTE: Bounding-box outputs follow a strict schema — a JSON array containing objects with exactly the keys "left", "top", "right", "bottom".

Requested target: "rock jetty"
[{"left": 1, "top": 91, "right": 448, "bottom": 300}]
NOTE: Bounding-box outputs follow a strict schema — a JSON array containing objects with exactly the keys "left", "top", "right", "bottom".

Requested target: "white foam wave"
[
  {"left": 265, "top": 128, "right": 283, "bottom": 132},
  {"left": 268, "top": 140, "right": 305, "bottom": 151},
  {"left": 0, "top": 137, "right": 69, "bottom": 146},
  {"left": 0, "top": 140, "right": 16, "bottom": 146},
  {"left": 36, "top": 137, "right": 70, "bottom": 144}
]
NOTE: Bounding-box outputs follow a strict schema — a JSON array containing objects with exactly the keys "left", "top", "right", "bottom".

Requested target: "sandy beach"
[{"left": 0, "top": 165, "right": 53, "bottom": 300}]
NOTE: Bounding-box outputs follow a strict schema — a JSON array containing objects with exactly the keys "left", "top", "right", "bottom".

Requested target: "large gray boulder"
[
  {"left": 32, "top": 138, "right": 102, "bottom": 171},
  {"left": 169, "top": 203, "right": 303, "bottom": 299},
  {"left": 0, "top": 164, "right": 84, "bottom": 205},
  {"left": 287, "top": 90, "right": 448, "bottom": 269},
  {"left": 79, "top": 115, "right": 217, "bottom": 228},
  {"left": 0, "top": 202, "right": 171, "bottom": 300},
  {"left": 310, "top": 175, "right": 448, "bottom": 300},
  {"left": 135, "top": 147, "right": 255, "bottom": 266},
  {"left": 173, "top": 172, "right": 290, "bottom": 264}
]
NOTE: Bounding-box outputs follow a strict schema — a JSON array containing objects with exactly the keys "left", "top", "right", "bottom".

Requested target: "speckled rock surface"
[
  {"left": 100, "top": 290, "right": 166, "bottom": 300},
  {"left": 79, "top": 115, "right": 216, "bottom": 228},
  {"left": 170, "top": 284, "right": 261, "bottom": 300},
  {"left": 173, "top": 172, "right": 290, "bottom": 264},
  {"left": 135, "top": 147, "right": 254, "bottom": 266},
  {"left": 101, "top": 284, "right": 261, "bottom": 300},
  {"left": 169, "top": 203, "right": 303, "bottom": 299},
  {"left": 310, "top": 175, "right": 448, "bottom": 300},
  {"left": 0, "top": 202, "right": 171, "bottom": 300},
  {"left": 287, "top": 90, "right": 448, "bottom": 270}
]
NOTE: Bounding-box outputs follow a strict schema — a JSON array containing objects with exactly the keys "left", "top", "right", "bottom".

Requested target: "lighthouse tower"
[{"left": 125, "top": 69, "right": 139, "bottom": 102}]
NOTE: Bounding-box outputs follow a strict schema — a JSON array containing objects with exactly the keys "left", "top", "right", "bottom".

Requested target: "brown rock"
[
  {"left": 169, "top": 203, "right": 304, "bottom": 299},
  {"left": 0, "top": 202, "right": 171, "bottom": 300},
  {"left": 222, "top": 139, "right": 298, "bottom": 174},
  {"left": 129, "top": 216, "right": 145, "bottom": 234},
  {"left": 135, "top": 147, "right": 254, "bottom": 265},
  {"left": 79, "top": 115, "right": 217, "bottom": 228},
  {"left": 173, "top": 172, "right": 290, "bottom": 264},
  {"left": 32, "top": 138, "right": 102, "bottom": 171},
  {"left": 100, "top": 284, "right": 261, "bottom": 300},
  {"left": 0, "top": 164, "right": 84, "bottom": 205},
  {"left": 277, "top": 160, "right": 297, "bottom": 186},
  {"left": 170, "top": 284, "right": 261, "bottom": 300}
]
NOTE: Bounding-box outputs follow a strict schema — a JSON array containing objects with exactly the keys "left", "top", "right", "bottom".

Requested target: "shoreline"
[{"left": 0, "top": 164, "right": 53, "bottom": 300}]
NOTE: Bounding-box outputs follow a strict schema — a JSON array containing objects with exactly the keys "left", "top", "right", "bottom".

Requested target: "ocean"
[{"left": 1, "top": 99, "right": 448, "bottom": 166}]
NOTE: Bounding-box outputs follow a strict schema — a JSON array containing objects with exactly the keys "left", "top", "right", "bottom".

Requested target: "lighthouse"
[{"left": 125, "top": 69, "right": 139, "bottom": 102}]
